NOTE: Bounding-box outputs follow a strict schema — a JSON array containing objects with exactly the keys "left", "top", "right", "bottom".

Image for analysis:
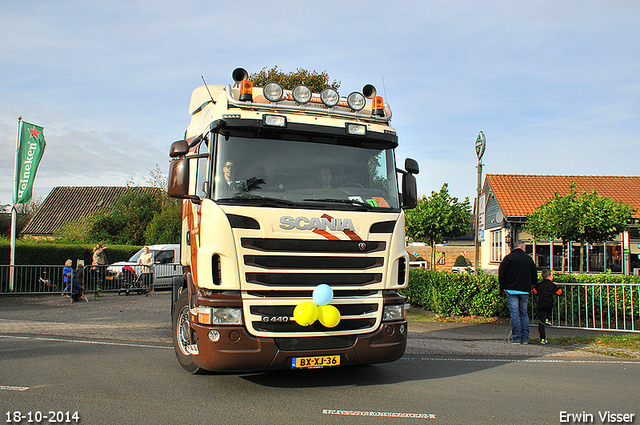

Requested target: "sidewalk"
[
  {"left": 0, "top": 291, "right": 172, "bottom": 344},
  {"left": 0, "top": 293, "right": 637, "bottom": 359}
]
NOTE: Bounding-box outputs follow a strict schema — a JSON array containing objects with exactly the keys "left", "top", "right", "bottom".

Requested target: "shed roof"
[{"left": 22, "top": 186, "right": 159, "bottom": 236}]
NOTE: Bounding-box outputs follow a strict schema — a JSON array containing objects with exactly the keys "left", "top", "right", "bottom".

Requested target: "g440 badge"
[{"left": 262, "top": 316, "right": 290, "bottom": 323}]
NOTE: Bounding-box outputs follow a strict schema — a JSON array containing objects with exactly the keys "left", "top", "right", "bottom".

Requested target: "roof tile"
[
  {"left": 22, "top": 186, "right": 160, "bottom": 236},
  {"left": 486, "top": 175, "right": 640, "bottom": 218}
]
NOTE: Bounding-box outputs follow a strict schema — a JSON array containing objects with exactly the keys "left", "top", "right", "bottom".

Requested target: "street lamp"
[{"left": 474, "top": 131, "right": 486, "bottom": 275}]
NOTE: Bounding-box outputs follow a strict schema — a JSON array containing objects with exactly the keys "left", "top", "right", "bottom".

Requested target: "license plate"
[{"left": 291, "top": 355, "right": 340, "bottom": 369}]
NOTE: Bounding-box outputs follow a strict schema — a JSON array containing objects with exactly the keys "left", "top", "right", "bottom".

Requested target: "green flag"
[{"left": 13, "top": 120, "right": 46, "bottom": 204}]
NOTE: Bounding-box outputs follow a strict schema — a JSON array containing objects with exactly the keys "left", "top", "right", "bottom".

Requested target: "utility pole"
[{"left": 474, "top": 131, "right": 486, "bottom": 275}]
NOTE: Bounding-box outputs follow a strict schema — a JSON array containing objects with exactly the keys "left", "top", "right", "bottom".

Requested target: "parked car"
[{"left": 106, "top": 244, "right": 182, "bottom": 290}]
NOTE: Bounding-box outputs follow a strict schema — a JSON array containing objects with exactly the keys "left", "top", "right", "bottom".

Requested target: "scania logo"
[{"left": 279, "top": 216, "right": 355, "bottom": 232}]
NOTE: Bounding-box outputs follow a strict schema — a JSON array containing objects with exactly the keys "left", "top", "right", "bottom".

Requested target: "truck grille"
[{"left": 240, "top": 237, "right": 387, "bottom": 337}]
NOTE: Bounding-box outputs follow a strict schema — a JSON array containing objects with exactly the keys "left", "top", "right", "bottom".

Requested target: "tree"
[
  {"left": 144, "top": 199, "right": 181, "bottom": 244},
  {"left": 249, "top": 66, "right": 340, "bottom": 93},
  {"left": 523, "top": 185, "right": 579, "bottom": 273},
  {"left": 524, "top": 183, "right": 636, "bottom": 273},
  {"left": 574, "top": 190, "right": 635, "bottom": 272},
  {"left": 405, "top": 184, "right": 472, "bottom": 270},
  {"left": 87, "top": 190, "right": 164, "bottom": 245}
]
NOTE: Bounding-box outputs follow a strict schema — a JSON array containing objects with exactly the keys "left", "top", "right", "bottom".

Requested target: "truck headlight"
[
  {"left": 382, "top": 304, "right": 405, "bottom": 322},
  {"left": 196, "top": 307, "right": 243, "bottom": 325}
]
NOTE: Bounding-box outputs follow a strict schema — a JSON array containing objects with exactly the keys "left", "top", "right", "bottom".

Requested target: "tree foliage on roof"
[
  {"left": 524, "top": 182, "right": 636, "bottom": 272},
  {"left": 249, "top": 66, "right": 341, "bottom": 93}
]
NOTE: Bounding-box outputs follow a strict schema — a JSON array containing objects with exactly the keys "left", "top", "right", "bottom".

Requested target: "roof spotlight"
[
  {"left": 292, "top": 84, "right": 312, "bottom": 104},
  {"left": 263, "top": 82, "right": 284, "bottom": 102},
  {"left": 347, "top": 92, "right": 366, "bottom": 111},
  {"left": 320, "top": 88, "right": 340, "bottom": 107}
]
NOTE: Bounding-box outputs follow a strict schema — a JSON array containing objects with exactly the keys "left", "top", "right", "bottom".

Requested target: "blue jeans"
[{"left": 506, "top": 292, "right": 529, "bottom": 342}]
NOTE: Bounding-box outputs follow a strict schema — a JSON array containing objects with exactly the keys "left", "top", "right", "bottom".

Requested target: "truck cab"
[{"left": 168, "top": 68, "right": 418, "bottom": 373}]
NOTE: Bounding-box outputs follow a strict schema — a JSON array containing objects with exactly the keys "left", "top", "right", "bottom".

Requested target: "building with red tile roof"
[{"left": 481, "top": 175, "right": 640, "bottom": 274}]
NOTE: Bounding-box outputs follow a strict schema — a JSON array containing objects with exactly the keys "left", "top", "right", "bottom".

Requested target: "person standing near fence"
[
  {"left": 92, "top": 244, "right": 108, "bottom": 296},
  {"left": 533, "top": 269, "right": 563, "bottom": 344},
  {"left": 62, "top": 259, "right": 73, "bottom": 297},
  {"left": 137, "top": 246, "right": 154, "bottom": 294},
  {"left": 499, "top": 240, "right": 538, "bottom": 344}
]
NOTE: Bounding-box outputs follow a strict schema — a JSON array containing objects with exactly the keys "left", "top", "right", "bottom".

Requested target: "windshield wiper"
[
  {"left": 303, "top": 198, "right": 374, "bottom": 210},
  {"left": 230, "top": 194, "right": 295, "bottom": 207}
]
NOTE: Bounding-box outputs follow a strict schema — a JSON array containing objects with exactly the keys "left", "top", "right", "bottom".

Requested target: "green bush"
[
  {"left": 453, "top": 255, "right": 468, "bottom": 266},
  {"left": 402, "top": 269, "right": 640, "bottom": 318},
  {"left": 0, "top": 240, "right": 140, "bottom": 266},
  {"left": 401, "top": 269, "right": 508, "bottom": 317}
]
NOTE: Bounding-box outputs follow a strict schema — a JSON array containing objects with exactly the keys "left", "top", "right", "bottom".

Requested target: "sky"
[{"left": 2, "top": 1, "right": 639, "bottom": 209}]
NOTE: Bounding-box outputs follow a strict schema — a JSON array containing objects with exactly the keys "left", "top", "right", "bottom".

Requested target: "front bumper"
[{"left": 190, "top": 320, "right": 407, "bottom": 372}]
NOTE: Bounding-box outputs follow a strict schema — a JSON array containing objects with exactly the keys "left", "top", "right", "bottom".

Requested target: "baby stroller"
[{"left": 118, "top": 266, "right": 148, "bottom": 295}]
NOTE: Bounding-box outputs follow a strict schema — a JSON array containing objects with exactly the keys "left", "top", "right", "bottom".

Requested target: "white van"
[{"left": 106, "top": 244, "right": 182, "bottom": 289}]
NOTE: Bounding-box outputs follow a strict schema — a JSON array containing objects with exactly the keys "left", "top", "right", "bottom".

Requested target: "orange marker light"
[
  {"left": 239, "top": 80, "right": 253, "bottom": 102},
  {"left": 372, "top": 96, "right": 385, "bottom": 116}
]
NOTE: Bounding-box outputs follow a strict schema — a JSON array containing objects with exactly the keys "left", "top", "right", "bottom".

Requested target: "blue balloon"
[{"left": 313, "top": 284, "right": 333, "bottom": 306}]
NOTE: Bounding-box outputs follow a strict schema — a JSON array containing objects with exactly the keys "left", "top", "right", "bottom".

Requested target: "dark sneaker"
[
  {"left": 508, "top": 339, "right": 521, "bottom": 344},
  {"left": 520, "top": 340, "right": 529, "bottom": 345}
]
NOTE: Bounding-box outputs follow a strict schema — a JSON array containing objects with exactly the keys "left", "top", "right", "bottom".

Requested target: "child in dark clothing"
[{"left": 533, "top": 269, "right": 563, "bottom": 344}]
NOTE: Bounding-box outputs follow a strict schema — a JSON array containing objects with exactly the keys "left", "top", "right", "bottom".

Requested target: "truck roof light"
[
  {"left": 263, "top": 82, "right": 284, "bottom": 102},
  {"left": 239, "top": 80, "right": 253, "bottom": 102},
  {"left": 292, "top": 84, "right": 312, "bottom": 104},
  {"left": 346, "top": 123, "right": 367, "bottom": 136},
  {"left": 263, "top": 114, "right": 287, "bottom": 127},
  {"left": 347, "top": 92, "right": 366, "bottom": 111},
  {"left": 320, "top": 88, "right": 339, "bottom": 107},
  {"left": 372, "top": 96, "right": 385, "bottom": 116}
]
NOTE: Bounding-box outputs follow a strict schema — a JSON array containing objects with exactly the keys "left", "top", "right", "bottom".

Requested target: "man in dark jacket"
[{"left": 498, "top": 240, "right": 538, "bottom": 344}]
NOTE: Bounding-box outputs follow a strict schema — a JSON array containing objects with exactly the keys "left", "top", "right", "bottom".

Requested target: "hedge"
[
  {"left": 402, "top": 269, "right": 640, "bottom": 318},
  {"left": 0, "top": 239, "right": 140, "bottom": 267}
]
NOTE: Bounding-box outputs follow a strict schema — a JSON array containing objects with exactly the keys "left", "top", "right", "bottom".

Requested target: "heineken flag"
[{"left": 13, "top": 120, "right": 46, "bottom": 204}]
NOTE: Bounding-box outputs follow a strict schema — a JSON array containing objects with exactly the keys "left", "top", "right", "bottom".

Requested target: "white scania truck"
[{"left": 167, "top": 68, "right": 419, "bottom": 373}]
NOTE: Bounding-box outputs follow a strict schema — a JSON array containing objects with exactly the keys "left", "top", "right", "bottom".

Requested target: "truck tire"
[{"left": 172, "top": 289, "right": 203, "bottom": 374}]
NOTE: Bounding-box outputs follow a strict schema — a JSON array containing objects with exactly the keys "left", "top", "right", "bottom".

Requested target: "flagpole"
[{"left": 9, "top": 116, "right": 22, "bottom": 291}]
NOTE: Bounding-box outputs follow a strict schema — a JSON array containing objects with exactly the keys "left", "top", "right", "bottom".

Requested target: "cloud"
[{"left": 1, "top": 0, "right": 639, "bottom": 206}]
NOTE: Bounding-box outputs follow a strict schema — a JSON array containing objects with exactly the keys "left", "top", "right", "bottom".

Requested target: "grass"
[
  {"left": 549, "top": 334, "right": 640, "bottom": 359},
  {"left": 407, "top": 307, "right": 640, "bottom": 359}
]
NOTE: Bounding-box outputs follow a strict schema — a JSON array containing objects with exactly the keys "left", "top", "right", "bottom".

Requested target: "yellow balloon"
[
  {"left": 293, "top": 301, "right": 318, "bottom": 326},
  {"left": 317, "top": 304, "right": 341, "bottom": 328}
]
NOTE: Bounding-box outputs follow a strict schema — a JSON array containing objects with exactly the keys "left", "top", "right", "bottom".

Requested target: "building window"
[{"left": 491, "top": 229, "right": 503, "bottom": 262}]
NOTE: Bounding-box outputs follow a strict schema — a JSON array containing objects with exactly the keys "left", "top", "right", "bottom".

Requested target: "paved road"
[{"left": 1, "top": 293, "right": 639, "bottom": 424}]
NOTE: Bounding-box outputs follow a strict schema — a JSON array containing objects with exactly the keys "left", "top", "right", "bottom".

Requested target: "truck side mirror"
[
  {"left": 402, "top": 173, "right": 418, "bottom": 210},
  {"left": 170, "top": 140, "right": 189, "bottom": 158},
  {"left": 400, "top": 157, "right": 419, "bottom": 210},
  {"left": 168, "top": 158, "right": 199, "bottom": 202},
  {"left": 405, "top": 158, "right": 419, "bottom": 174}
]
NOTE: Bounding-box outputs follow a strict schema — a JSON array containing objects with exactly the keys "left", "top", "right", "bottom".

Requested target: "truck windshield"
[{"left": 213, "top": 136, "right": 400, "bottom": 211}]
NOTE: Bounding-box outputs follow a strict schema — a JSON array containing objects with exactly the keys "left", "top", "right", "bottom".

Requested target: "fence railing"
[
  {"left": 545, "top": 282, "right": 639, "bottom": 333},
  {"left": 0, "top": 264, "right": 182, "bottom": 295}
]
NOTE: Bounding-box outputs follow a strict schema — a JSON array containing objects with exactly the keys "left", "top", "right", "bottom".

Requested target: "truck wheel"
[{"left": 172, "top": 289, "right": 203, "bottom": 374}]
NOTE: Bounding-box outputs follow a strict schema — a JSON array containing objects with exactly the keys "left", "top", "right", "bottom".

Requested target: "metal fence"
[
  {"left": 0, "top": 263, "right": 182, "bottom": 295},
  {"left": 2, "top": 266, "right": 639, "bottom": 333},
  {"left": 544, "top": 282, "right": 640, "bottom": 333}
]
